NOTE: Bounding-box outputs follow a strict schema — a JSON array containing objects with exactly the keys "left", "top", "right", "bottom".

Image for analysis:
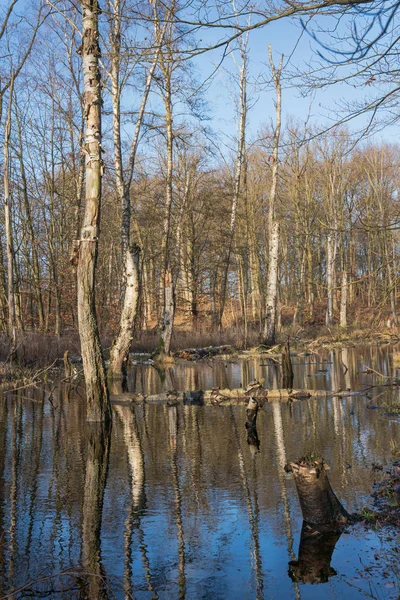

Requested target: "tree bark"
[
  {"left": 263, "top": 47, "right": 282, "bottom": 346},
  {"left": 77, "top": 0, "right": 111, "bottom": 422},
  {"left": 340, "top": 269, "right": 348, "bottom": 328},
  {"left": 326, "top": 232, "right": 336, "bottom": 326},
  {"left": 281, "top": 339, "right": 294, "bottom": 389},
  {"left": 109, "top": 244, "right": 140, "bottom": 378},
  {"left": 3, "top": 72, "right": 16, "bottom": 359}
]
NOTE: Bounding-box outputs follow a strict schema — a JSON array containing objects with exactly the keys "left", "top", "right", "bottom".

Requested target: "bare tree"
[
  {"left": 107, "top": 0, "right": 170, "bottom": 380},
  {"left": 264, "top": 46, "right": 283, "bottom": 347},
  {"left": 77, "top": 0, "right": 111, "bottom": 422}
]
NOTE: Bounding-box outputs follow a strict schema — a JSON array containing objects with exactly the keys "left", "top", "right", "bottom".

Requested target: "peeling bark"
[
  {"left": 264, "top": 47, "right": 282, "bottom": 347},
  {"left": 109, "top": 244, "right": 140, "bottom": 379},
  {"left": 3, "top": 72, "right": 16, "bottom": 359},
  {"left": 77, "top": 0, "right": 111, "bottom": 422}
]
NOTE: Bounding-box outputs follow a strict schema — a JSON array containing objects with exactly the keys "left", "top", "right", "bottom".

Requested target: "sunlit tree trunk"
[
  {"left": 340, "top": 269, "right": 348, "bottom": 327},
  {"left": 108, "top": 0, "right": 168, "bottom": 378},
  {"left": 155, "top": 7, "right": 177, "bottom": 360},
  {"left": 325, "top": 232, "right": 336, "bottom": 326},
  {"left": 217, "top": 37, "right": 248, "bottom": 330},
  {"left": 3, "top": 73, "right": 16, "bottom": 359},
  {"left": 77, "top": 0, "right": 111, "bottom": 422},
  {"left": 264, "top": 47, "right": 282, "bottom": 346}
]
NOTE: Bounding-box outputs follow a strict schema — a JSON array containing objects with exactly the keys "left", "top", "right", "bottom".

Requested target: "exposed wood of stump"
[
  {"left": 289, "top": 521, "right": 341, "bottom": 584},
  {"left": 286, "top": 458, "right": 349, "bottom": 532}
]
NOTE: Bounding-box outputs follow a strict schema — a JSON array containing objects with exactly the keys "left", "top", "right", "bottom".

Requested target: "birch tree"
[
  {"left": 77, "top": 0, "right": 111, "bottom": 422},
  {"left": 263, "top": 46, "right": 283, "bottom": 346},
  {"left": 107, "top": 0, "right": 169, "bottom": 380},
  {"left": 216, "top": 32, "right": 248, "bottom": 330},
  {"left": 154, "top": 0, "right": 178, "bottom": 362},
  {"left": 3, "top": 74, "right": 16, "bottom": 359}
]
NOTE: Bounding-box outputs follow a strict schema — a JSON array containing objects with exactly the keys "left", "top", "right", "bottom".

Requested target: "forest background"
[{"left": 1, "top": 0, "right": 399, "bottom": 379}]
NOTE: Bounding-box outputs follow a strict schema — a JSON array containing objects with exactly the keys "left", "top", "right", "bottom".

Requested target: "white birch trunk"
[
  {"left": 159, "top": 267, "right": 175, "bottom": 357},
  {"left": 156, "top": 18, "right": 176, "bottom": 359},
  {"left": 3, "top": 73, "right": 16, "bottom": 358},
  {"left": 77, "top": 0, "right": 111, "bottom": 422},
  {"left": 325, "top": 232, "right": 336, "bottom": 326},
  {"left": 340, "top": 270, "right": 348, "bottom": 328},
  {"left": 264, "top": 47, "right": 282, "bottom": 346},
  {"left": 265, "top": 221, "right": 280, "bottom": 344},
  {"left": 218, "top": 44, "right": 247, "bottom": 328},
  {"left": 109, "top": 1, "right": 168, "bottom": 377}
]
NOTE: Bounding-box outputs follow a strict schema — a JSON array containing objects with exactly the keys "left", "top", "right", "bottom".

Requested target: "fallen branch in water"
[
  {"left": 363, "top": 366, "right": 394, "bottom": 378},
  {"left": 110, "top": 385, "right": 339, "bottom": 406},
  {"left": 2, "top": 359, "right": 59, "bottom": 393}
]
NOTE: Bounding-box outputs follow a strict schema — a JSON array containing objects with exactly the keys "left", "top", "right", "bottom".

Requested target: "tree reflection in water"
[
  {"left": 289, "top": 522, "right": 342, "bottom": 584},
  {"left": 81, "top": 421, "right": 111, "bottom": 599},
  {"left": 115, "top": 404, "right": 158, "bottom": 599}
]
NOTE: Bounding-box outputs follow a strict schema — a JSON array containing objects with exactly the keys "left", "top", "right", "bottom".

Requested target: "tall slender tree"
[
  {"left": 264, "top": 46, "right": 283, "bottom": 346},
  {"left": 77, "top": 0, "right": 111, "bottom": 422}
]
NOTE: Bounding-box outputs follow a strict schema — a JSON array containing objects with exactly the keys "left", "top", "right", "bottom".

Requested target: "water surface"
[{"left": 1, "top": 344, "right": 400, "bottom": 599}]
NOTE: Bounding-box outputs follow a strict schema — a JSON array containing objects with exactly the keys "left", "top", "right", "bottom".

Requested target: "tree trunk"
[
  {"left": 264, "top": 220, "right": 279, "bottom": 345},
  {"left": 218, "top": 46, "right": 247, "bottom": 329},
  {"left": 263, "top": 47, "right": 282, "bottom": 346},
  {"left": 326, "top": 232, "right": 336, "bottom": 326},
  {"left": 3, "top": 73, "right": 16, "bottom": 359},
  {"left": 109, "top": 244, "right": 140, "bottom": 379},
  {"left": 281, "top": 339, "right": 294, "bottom": 389},
  {"left": 157, "top": 267, "right": 175, "bottom": 360},
  {"left": 77, "top": 0, "right": 111, "bottom": 423},
  {"left": 340, "top": 270, "right": 348, "bottom": 328}
]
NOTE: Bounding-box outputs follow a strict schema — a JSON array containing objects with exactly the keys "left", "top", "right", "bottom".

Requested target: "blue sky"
[{"left": 192, "top": 12, "right": 400, "bottom": 147}]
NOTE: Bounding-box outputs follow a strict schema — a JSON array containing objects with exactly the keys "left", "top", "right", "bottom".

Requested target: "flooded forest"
[{"left": 2, "top": 0, "right": 400, "bottom": 598}]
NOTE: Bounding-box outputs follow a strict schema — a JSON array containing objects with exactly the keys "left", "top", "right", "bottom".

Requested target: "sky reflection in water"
[{"left": 0, "top": 344, "right": 400, "bottom": 599}]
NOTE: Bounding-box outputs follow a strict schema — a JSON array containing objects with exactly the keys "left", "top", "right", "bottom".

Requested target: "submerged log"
[
  {"left": 245, "top": 397, "right": 260, "bottom": 453},
  {"left": 286, "top": 457, "right": 349, "bottom": 532},
  {"left": 288, "top": 521, "right": 341, "bottom": 584},
  {"left": 110, "top": 385, "right": 334, "bottom": 406}
]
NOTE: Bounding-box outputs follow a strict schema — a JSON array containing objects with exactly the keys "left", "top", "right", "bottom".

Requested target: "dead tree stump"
[
  {"left": 281, "top": 339, "right": 294, "bottom": 389},
  {"left": 286, "top": 457, "right": 349, "bottom": 532}
]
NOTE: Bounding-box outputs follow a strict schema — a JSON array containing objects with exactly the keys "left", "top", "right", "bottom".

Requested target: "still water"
[{"left": 1, "top": 344, "right": 400, "bottom": 599}]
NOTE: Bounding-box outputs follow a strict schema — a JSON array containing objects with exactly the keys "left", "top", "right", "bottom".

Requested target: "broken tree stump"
[
  {"left": 245, "top": 397, "right": 260, "bottom": 453},
  {"left": 281, "top": 339, "right": 294, "bottom": 389},
  {"left": 63, "top": 350, "right": 72, "bottom": 379},
  {"left": 288, "top": 521, "right": 341, "bottom": 584},
  {"left": 286, "top": 456, "right": 349, "bottom": 532}
]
